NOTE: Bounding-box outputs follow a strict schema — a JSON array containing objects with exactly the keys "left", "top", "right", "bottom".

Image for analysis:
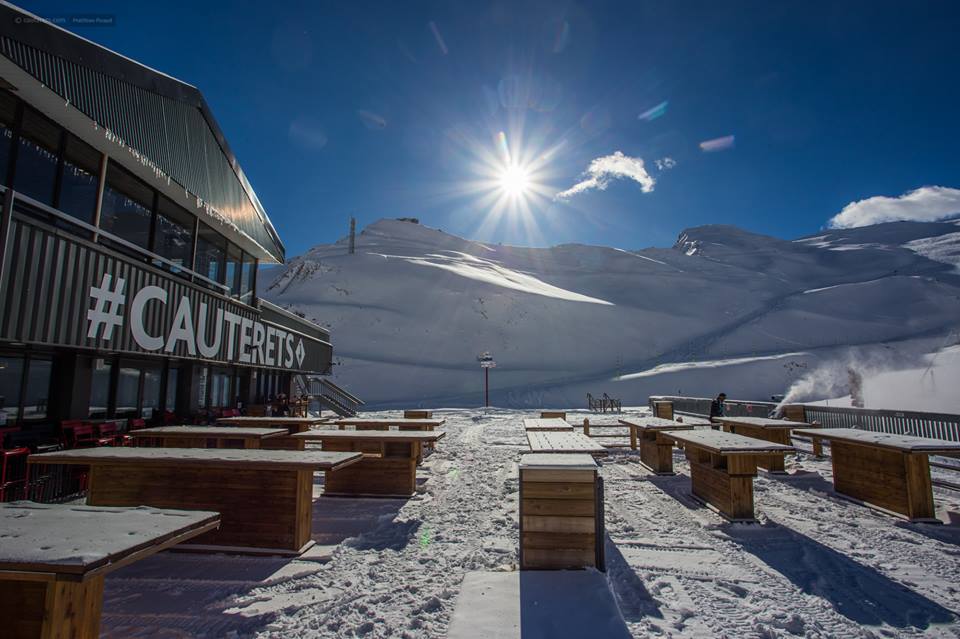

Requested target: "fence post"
[{"left": 583, "top": 418, "right": 590, "bottom": 437}]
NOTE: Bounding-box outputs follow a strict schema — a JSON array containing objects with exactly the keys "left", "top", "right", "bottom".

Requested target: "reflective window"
[
  {"left": 240, "top": 253, "right": 256, "bottom": 303},
  {"left": 210, "top": 368, "right": 232, "bottom": 408},
  {"left": 193, "top": 365, "right": 208, "bottom": 410},
  {"left": 225, "top": 243, "right": 242, "bottom": 296},
  {"left": 21, "top": 358, "right": 51, "bottom": 422},
  {"left": 88, "top": 358, "right": 111, "bottom": 418},
  {"left": 100, "top": 162, "right": 153, "bottom": 250},
  {"left": 115, "top": 366, "right": 140, "bottom": 417},
  {"left": 142, "top": 366, "right": 162, "bottom": 418},
  {"left": 0, "top": 91, "right": 17, "bottom": 186},
  {"left": 165, "top": 367, "right": 178, "bottom": 412},
  {"left": 0, "top": 356, "right": 23, "bottom": 425},
  {"left": 57, "top": 134, "right": 100, "bottom": 224},
  {"left": 14, "top": 107, "right": 61, "bottom": 205},
  {"left": 195, "top": 223, "right": 225, "bottom": 285},
  {"left": 153, "top": 196, "right": 194, "bottom": 271}
]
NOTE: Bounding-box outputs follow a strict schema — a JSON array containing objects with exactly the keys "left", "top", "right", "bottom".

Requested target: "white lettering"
[
  {"left": 223, "top": 312, "right": 242, "bottom": 360},
  {"left": 130, "top": 286, "right": 167, "bottom": 351},
  {"left": 164, "top": 297, "right": 197, "bottom": 355},
  {"left": 284, "top": 333, "right": 294, "bottom": 368},
  {"left": 196, "top": 303, "right": 224, "bottom": 358},
  {"left": 264, "top": 326, "right": 277, "bottom": 366},
  {"left": 252, "top": 322, "right": 266, "bottom": 365},
  {"left": 238, "top": 317, "right": 252, "bottom": 363}
]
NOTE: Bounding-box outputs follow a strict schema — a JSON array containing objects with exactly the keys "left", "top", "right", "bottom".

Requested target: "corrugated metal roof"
[{"left": 0, "top": 1, "right": 285, "bottom": 263}]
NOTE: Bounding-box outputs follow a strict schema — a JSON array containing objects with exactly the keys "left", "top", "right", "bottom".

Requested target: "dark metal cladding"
[{"left": 0, "top": 2, "right": 285, "bottom": 263}]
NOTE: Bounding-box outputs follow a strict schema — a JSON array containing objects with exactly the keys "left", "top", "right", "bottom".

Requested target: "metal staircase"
[{"left": 294, "top": 375, "right": 364, "bottom": 417}]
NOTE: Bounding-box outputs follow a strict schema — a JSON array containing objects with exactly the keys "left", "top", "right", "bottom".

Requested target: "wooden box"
[
  {"left": 652, "top": 401, "right": 674, "bottom": 420},
  {"left": 519, "top": 454, "right": 603, "bottom": 571}
]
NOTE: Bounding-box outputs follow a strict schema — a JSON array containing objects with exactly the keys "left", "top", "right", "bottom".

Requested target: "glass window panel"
[
  {"left": 57, "top": 134, "right": 100, "bottom": 224},
  {"left": 115, "top": 366, "right": 140, "bottom": 417},
  {"left": 141, "top": 367, "right": 161, "bottom": 419},
  {"left": 193, "top": 365, "right": 208, "bottom": 410},
  {"left": 14, "top": 107, "right": 61, "bottom": 205},
  {"left": 165, "top": 367, "right": 178, "bottom": 412},
  {"left": 153, "top": 196, "right": 194, "bottom": 271},
  {"left": 195, "top": 223, "right": 225, "bottom": 285},
  {"left": 0, "top": 356, "right": 24, "bottom": 425},
  {"left": 0, "top": 91, "right": 17, "bottom": 186},
  {"left": 21, "top": 358, "right": 51, "bottom": 422},
  {"left": 225, "top": 243, "right": 242, "bottom": 297},
  {"left": 240, "top": 254, "right": 256, "bottom": 303},
  {"left": 100, "top": 162, "right": 153, "bottom": 250},
  {"left": 88, "top": 358, "right": 111, "bottom": 418}
]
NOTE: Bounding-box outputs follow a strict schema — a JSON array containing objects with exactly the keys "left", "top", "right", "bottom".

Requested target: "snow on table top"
[
  {"left": 131, "top": 426, "right": 288, "bottom": 439},
  {"left": 292, "top": 429, "right": 446, "bottom": 442},
  {"left": 526, "top": 430, "right": 607, "bottom": 454},
  {"left": 720, "top": 416, "right": 812, "bottom": 429},
  {"left": 664, "top": 429, "right": 795, "bottom": 454},
  {"left": 0, "top": 502, "right": 219, "bottom": 576},
  {"left": 523, "top": 418, "right": 573, "bottom": 431},
  {"left": 217, "top": 416, "right": 330, "bottom": 425},
  {"left": 793, "top": 427, "right": 960, "bottom": 453},
  {"left": 334, "top": 418, "right": 445, "bottom": 427},
  {"left": 519, "top": 453, "right": 598, "bottom": 470},
  {"left": 619, "top": 417, "right": 695, "bottom": 430},
  {"left": 28, "top": 446, "right": 363, "bottom": 470}
]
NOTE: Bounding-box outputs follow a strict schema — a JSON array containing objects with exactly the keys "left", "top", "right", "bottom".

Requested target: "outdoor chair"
[
  {"left": 61, "top": 421, "right": 100, "bottom": 449},
  {"left": 0, "top": 446, "right": 30, "bottom": 501}
]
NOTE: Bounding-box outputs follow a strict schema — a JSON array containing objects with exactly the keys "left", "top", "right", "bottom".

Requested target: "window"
[
  {"left": 210, "top": 368, "right": 232, "bottom": 408},
  {"left": 57, "top": 134, "right": 100, "bottom": 224},
  {"left": 240, "top": 253, "right": 256, "bottom": 303},
  {"left": 21, "top": 358, "right": 51, "bottom": 422},
  {"left": 14, "top": 107, "right": 61, "bottom": 205},
  {"left": 115, "top": 366, "right": 140, "bottom": 417},
  {"left": 100, "top": 162, "right": 154, "bottom": 250},
  {"left": 164, "top": 366, "right": 178, "bottom": 412},
  {"left": 195, "top": 223, "right": 225, "bottom": 285},
  {"left": 0, "top": 356, "right": 24, "bottom": 425},
  {"left": 88, "top": 358, "right": 111, "bottom": 418},
  {"left": 153, "top": 196, "right": 194, "bottom": 271},
  {"left": 225, "top": 243, "right": 242, "bottom": 296},
  {"left": 0, "top": 91, "right": 17, "bottom": 186},
  {"left": 141, "top": 366, "right": 162, "bottom": 418}
]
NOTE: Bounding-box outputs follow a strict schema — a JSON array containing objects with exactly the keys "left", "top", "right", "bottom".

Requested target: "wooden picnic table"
[
  {"left": 131, "top": 425, "right": 288, "bottom": 449},
  {"left": 526, "top": 431, "right": 608, "bottom": 456},
  {"left": 403, "top": 410, "right": 433, "bottom": 419},
  {"left": 28, "top": 447, "right": 362, "bottom": 555},
  {"left": 292, "top": 430, "right": 446, "bottom": 497},
  {"left": 216, "top": 416, "right": 331, "bottom": 450},
  {"left": 0, "top": 502, "right": 219, "bottom": 639},
  {"left": 524, "top": 418, "right": 573, "bottom": 432},
  {"left": 662, "top": 430, "right": 794, "bottom": 521},
  {"left": 718, "top": 416, "right": 812, "bottom": 473},
  {"left": 793, "top": 428, "right": 960, "bottom": 522},
  {"left": 334, "top": 417, "right": 445, "bottom": 431},
  {"left": 618, "top": 417, "right": 695, "bottom": 474}
]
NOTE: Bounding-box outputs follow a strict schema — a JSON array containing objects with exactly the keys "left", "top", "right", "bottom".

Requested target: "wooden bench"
[
  {"left": 526, "top": 431, "right": 608, "bottom": 456},
  {"left": 662, "top": 430, "right": 794, "bottom": 521},
  {"left": 403, "top": 410, "right": 433, "bottom": 419},
  {"left": 519, "top": 454, "right": 604, "bottom": 571},
  {"left": 718, "top": 416, "right": 812, "bottom": 473},
  {"left": 292, "top": 430, "right": 445, "bottom": 497},
  {"left": 28, "top": 447, "right": 361, "bottom": 555},
  {"left": 652, "top": 401, "right": 674, "bottom": 420},
  {"left": 216, "top": 416, "right": 331, "bottom": 450},
  {"left": 540, "top": 411, "right": 567, "bottom": 420},
  {"left": 334, "top": 417, "right": 445, "bottom": 432},
  {"left": 0, "top": 503, "right": 219, "bottom": 639},
  {"left": 619, "top": 417, "right": 695, "bottom": 474},
  {"left": 793, "top": 428, "right": 960, "bottom": 522},
  {"left": 131, "top": 426, "right": 288, "bottom": 449},
  {"left": 523, "top": 418, "right": 573, "bottom": 432}
]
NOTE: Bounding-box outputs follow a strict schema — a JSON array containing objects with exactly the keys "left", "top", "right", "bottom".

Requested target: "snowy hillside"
[{"left": 260, "top": 218, "right": 960, "bottom": 409}]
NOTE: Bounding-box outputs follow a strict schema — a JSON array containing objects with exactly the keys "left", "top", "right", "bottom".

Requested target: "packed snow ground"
[{"left": 101, "top": 408, "right": 960, "bottom": 638}]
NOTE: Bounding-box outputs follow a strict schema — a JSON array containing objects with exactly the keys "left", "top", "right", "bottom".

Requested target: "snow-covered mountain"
[{"left": 260, "top": 217, "right": 960, "bottom": 409}]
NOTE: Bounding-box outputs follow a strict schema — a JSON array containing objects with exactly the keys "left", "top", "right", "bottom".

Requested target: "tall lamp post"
[{"left": 478, "top": 352, "right": 496, "bottom": 407}]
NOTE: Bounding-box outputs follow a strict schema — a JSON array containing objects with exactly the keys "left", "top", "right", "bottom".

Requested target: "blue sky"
[{"left": 20, "top": 0, "right": 960, "bottom": 256}]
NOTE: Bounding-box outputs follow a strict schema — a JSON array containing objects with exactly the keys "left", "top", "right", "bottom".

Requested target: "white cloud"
[
  {"left": 828, "top": 186, "right": 960, "bottom": 229},
  {"left": 555, "top": 151, "right": 655, "bottom": 200},
  {"left": 655, "top": 157, "right": 676, "bottom": 170}
]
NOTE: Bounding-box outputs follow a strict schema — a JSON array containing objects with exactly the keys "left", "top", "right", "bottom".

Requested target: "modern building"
[{"left": 0, "top": 2, "right": 332, "bottom": 442}]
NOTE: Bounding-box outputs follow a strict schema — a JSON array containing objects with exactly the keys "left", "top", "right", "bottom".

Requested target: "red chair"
[
  {"left": 97, "top": 422, "right": 122, "bottom": 446},
  {"left": 0, "top": 447, "right": 30, "bottom": 501},
  {"left": 61, "top": 421, "right": 98, "bottom": 449},
  {"left": 161, "top": 410, "right": 177, "bottom": 425}
]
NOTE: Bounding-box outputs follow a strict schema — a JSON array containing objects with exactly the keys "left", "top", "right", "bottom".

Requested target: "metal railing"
[
  {"left": 649, "top": 395, "right": 779, "bottom": 420},
  {"left": 802, "top": 405, "right": 960, "bottom": 442}
]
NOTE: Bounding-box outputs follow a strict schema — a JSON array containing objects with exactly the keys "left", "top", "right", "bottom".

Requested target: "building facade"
[{"left": 0, "top": 3, "right": 332, "bottom": 438}]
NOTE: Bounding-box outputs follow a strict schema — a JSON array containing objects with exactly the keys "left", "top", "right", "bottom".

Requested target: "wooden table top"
[
  {"left": 619, "top": 417, "right": 695, "bottom": 431},
  {"left": 793, "top": 428, "right": 960, "bottom": 454},
  {"left": 523, "top": 418, "right": 573, "bottom": 431},
  {"left": 217, "top": 416, "right": 330, "bottom": 426},
  {"left": 718, "top": 416, "right": 812, "bottom": 429},
  {"left": 526, "top": 431, "right": 607, "bottom": 455},
  {"left": 28, "top": 447, "right": 363, "bottom": 471},
  {"left": 0, "top": 503, "right": 219, "bottom": 579},
  {"left": 335, "top": 417, "right": 445, "bottom": 427},
  {"left": 293, "top": 430, "right": 447, "bottom": 443},
  {"left": 663, "top": 430, "right": 795, "bottom": 455},
  {"left": 131, "top": 426, "right": 288, "bottom": 440},
  {"left": 519, "top": 453, "right": 598, "bottom": 470}
]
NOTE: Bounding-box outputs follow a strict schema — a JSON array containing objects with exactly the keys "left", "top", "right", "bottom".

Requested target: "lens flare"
[{"left": 499, "top": 164, "right": 530, "bottom": 197}]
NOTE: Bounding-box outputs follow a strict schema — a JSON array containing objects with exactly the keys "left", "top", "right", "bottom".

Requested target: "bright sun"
[{"left": 499, "top": 164, "right": 530, "bottom": 197}]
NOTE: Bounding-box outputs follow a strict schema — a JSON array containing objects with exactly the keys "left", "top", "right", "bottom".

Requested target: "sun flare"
[{"left": 499, "top": 164, "right": 530, "bottom": 197}]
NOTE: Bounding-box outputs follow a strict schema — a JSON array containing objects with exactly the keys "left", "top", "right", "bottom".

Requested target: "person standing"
[{"left": 709, "top": 393, "right": 727, "bottom": 428}]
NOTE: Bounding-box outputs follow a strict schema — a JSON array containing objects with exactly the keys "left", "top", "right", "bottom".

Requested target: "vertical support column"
[
  {"left": 903, "top": 452, "right": 936, "bottom": 521},
  {"left": 583, "top": 418, "right": 590, "bottom": 437},
  {"left": 0, "top": 187, "right": 13, "bottom": 286}
]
